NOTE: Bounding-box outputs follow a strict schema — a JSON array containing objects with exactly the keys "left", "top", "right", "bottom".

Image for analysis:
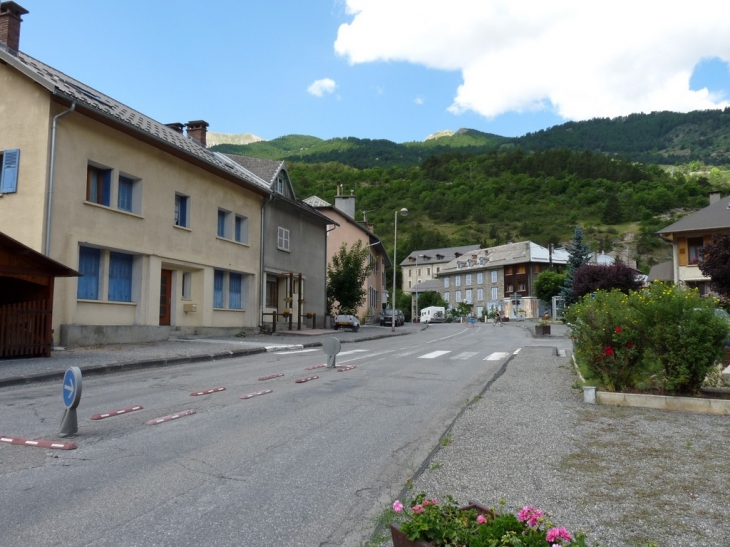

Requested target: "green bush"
[{"left": 566, "top": 284, "right": 727, "bottom": 394}]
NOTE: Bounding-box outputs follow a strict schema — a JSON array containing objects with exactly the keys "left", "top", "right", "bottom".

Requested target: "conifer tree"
[{"left": 560, "top": 226, "right": 591, "bottom": 307}]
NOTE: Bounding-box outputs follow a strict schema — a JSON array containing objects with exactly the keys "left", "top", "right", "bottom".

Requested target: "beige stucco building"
[{"left": 0, "top": 4, "right": 271, "bottom": 345}]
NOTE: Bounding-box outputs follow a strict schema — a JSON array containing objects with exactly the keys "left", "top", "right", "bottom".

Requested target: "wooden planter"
[
  {"left": 390, "top": 502, "right": 494, "bottom": 547},
  {"left": 535, "top": 324, "right": 551, "bottom": 336}
]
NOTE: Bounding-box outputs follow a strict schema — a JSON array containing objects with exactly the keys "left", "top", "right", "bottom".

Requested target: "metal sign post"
[
  {"left": 323, "top": 337, "right": 342, "bottom": 368},
  {"left": 59, "top": 366, "right": 82, "bottom": 437}
]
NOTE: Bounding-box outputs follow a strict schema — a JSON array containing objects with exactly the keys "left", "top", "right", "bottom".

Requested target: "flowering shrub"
[
  {"left": 390, "top": 492, "right": 590, "bottom": 546},
  {"left": 566, "top": 283, "right": 728, "bottom": 394}
]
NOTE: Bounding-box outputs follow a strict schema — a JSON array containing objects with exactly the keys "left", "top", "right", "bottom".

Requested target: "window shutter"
[
  {"left": 108, "top": 252, "right": 133, "bottom": 302},
  {"left": 0, "top": 149, "right": 20, "bottom": 193},
  {"left": 77, "top": 247, "right": 101, "bottom": 300},
  {"left": 678, "top": 237, "right": 687, "bottom": 266},
  {"left": 214, "top": 270, "right": 224, "bottom": 308}
]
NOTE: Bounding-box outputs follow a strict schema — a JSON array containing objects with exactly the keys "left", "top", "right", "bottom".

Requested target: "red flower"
[
  {"left": 626, "top": 342, "right": 634, "bottom": 349},
  {"left": 615, "top": 327, "right": 622, "bottom": 333},
  {"left": 604, "top": 346, "right": 615, "bottom": 357}
]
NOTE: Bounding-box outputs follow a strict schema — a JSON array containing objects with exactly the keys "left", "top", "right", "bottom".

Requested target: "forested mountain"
[{"left": 210, "top": 109, "right": 730, "bottom": 169}]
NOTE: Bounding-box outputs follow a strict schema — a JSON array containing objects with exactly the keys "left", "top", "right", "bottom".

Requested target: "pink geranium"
[
  {"left": 392, "top": 500, "right": 403, "bottom": 513},
  {"left": 546, "top": 526, "right": 573, "bottom": 543},
  {"left": 477, "top": 514, "right": 488, "bottom": 524},
  {"left": 517, "top": 505, "right": 543, "bottom": 527},
  {"left": 411, "top": 504, "right": 425, "bottom": 514}
]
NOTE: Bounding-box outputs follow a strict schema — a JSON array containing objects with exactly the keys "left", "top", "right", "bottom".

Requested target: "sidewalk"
[{"left": 0, "top": 324, "right": 418, "bottom": 388}]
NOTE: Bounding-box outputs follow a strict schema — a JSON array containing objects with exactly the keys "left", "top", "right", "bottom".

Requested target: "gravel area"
[{"left": 382, "top": 346, "right": 730, "bottom": 547}]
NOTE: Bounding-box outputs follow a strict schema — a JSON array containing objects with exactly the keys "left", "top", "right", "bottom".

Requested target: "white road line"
[
  {"left": 513, "top": 348, "right": 522, "bottom": 354},
  {"left": 338, "top": 349, "right": 368, "bottom": 356},
  {"left": 484, "top": 352, "right": 511, "bottom": 361},
  {"left": 419, "top": 350, "right": 451, "bottom": 359},
  {"left": 274, "top": 348, "right": 319, "bottom": 355},
  {"left": 451, "top": 352, "right": 479, "bottom": 360}
]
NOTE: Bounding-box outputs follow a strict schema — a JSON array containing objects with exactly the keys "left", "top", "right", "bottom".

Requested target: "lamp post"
[{"left": 392, "top": 208, "right": 408, "bottom": 332}]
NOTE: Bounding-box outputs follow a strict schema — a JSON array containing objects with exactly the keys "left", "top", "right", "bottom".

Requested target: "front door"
[{"left": 159, "top": 269, "right": 172, "bottom": 326}]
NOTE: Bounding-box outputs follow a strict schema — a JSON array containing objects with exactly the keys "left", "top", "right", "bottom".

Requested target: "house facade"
[
  {"left": 436, "top": 241, "right": 568, "bottom": 319},
  {"left": 304, "top": 191, "right": 390, "bottom": 321},
  {"left": 400, "top": 245, "right": 481, "bottom": 293},
  {"left": 225, "top": 155, "right": 332, "bottom": 329},
  {"left": 657, "top": 192, "right": 728, "bottom": 294},
  {"left": 0, "top": 4, "right": 272, "bottom": 345}
]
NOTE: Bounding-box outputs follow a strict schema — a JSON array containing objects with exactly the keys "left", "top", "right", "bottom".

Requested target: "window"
[
  {"left": 477, "top": 288, "right": 484, "bottom": 301},
  {"left": 688, "top": 237, "right": 703, "bottom": 264},
  {"left": 508, "top": 284, "right": 514, "bottom": 293},
  {"left": 427, "top": 267, "right": 431, "bottom": 275},
  {"left": 182, "top": 272, "right": 192, "bottom": 299},
  {"left": 409, "top": 270, "right": 412, "bottom": 278},
  {"left": 214, "top": 270, "right": 225, "bottom": 308},
  {"left": 235, "top": 215, "right": 248, "bottom": 243},
  {"left": 229, "top": 273, "right": 242, "bottom": 309},
  {"left": 108, "top": 252, "right": 133, "bottom": 302},
  {"left": 77, "top": 247, "right": 101, "bottom": 300},
  {"left": 466, "top": 289, "right": 473, "bottom": 304},
  {"left": 455, "top": 290, "right": 462, "bottom": 303},
  {"left": 444, "top": 277, "right": 450, "bottom": 289},
  {"left": 477, "top": 272, "right": 483, "bottom": 284},
  {"left": 217, "top": 209, "right": 229, "bottom": 238},
  {"left": 505, "top": 266, "right": 513, "bottom": 275},
  {"left": 466, "top": 274, "right": 472, "bottom": 285},
  {"left": 444, "top": 291, "right": 450, "bottom": 302},
  {"left": 492, "top": 287, "right": 498, "bottom": 300},
  {"left": 518, "top": 283, "right": 526, "bottom": 292},
  {"left": 436, "top": 267, "right": 440, "bottom": 273},
  {"left": 517, "top": 265, "right": 526, "bottom": 274},
  {"left": 117, "top": 175, "right": 134, "bottom": 212},
  {"left": 417, "top": 268, "right": 421, "bottom": 276},
  {"left": 534, "top": 264, "right": 542, "bottom": 274},
  {"left": 0, "top": 148, "right": 20, "bottom": 193},
  {"left": 277, "top": 227, "right": 290, "bottom": 251},
  {"left": 455, "top": 276, "right": 461, "bottom": 287},
  {"left": 408, "top": 281, "right": 412, "bottom": 288},
  {"left": 87, "top": 165, "right": 111, "bottom": 206},
  {"left": 266, "top": 277, "right": 278, "bottom": 307},
  {"left": 491, "top": 271, "right": 498, "bottom": 283},
  {"left": 175, "top": 193, "right": 190, "bottom": 227}
]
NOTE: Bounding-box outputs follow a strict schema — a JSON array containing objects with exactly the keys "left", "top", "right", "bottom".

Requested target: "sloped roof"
[
  {"left": 658, "top": 196, "right": 730, "bottom": 235},
  {"left": 0, "top": 231, "right": 79, "bottom": 277},
  {"left": 223, "top": 155, "right": 285, "bottom": 187},
  {"left": 439, "top": 241, "right": 569, "bottom": 274},
  {"left": 401, "top": 245, "right": 481, "bottom": 266},
  {"left": 647, "top": 260, "right": 674, "bottom": 282},
  {"left": 303, "top": 196, "right": 331, "bottom": 208},
  {"left": 0, "top": 43, "right": 270, "bottom": 195},
  {"left": 411, "top": 279, "right": 442, "bottom": 293}
]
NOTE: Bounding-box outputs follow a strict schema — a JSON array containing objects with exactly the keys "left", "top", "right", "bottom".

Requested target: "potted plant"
[
  {"left": 281, "top": 308, "right": 291, "bottom": 318},
  {"left": 389, "top": 493, "right": 589, "bottom": 547}
]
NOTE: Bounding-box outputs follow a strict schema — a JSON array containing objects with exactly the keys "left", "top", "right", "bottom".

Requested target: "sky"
[{"left": 14, "top": 0, "right": 730, "bottom": 143}]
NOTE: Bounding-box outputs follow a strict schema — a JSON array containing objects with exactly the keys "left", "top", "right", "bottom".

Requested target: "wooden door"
[{"left": 159, "top": 269, "right": 172, "bottom": 326}]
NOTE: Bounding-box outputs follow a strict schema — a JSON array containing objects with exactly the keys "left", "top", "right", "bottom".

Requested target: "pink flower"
[
  {"left": 477, "top": 514, "right": 487, "bottom": 524},
  {"left": 423, "top": 499, "right": 431, "bottom": 506},
  {"left": 546, "top": 527, "right": 572, "bottom": 543},
  {"left": 392, "top": 500, "right": 403, "bottom": 513},
  {"left": 412, "top": 504, "right": 425, "bottom": 514},
  {"left": 517, "top": 505, "right": 543, "bottom": 527}
]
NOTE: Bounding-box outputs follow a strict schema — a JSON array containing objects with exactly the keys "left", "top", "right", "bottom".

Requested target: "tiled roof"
[
  {"left": 400, "top": 245, "right": 481, "bottom": 266},
  {"left": 0, "top": 43, "right": 270, "bottom": 194},
  {"left": 657, "top": 196, "right": 730, "bottom": 235},
  {"left": 223, "top": 155, "right": 285, "bottom": 187},
  {"left": 438, "top": 241, "right": 569, "bottom": 274},
  {"left": 303, "top": 195, "right": 331, "bottom": 208}
]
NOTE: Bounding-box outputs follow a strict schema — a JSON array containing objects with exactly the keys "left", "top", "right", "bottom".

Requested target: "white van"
[{"left": 420, "top": 306, "right": 446, "bottom": 324}]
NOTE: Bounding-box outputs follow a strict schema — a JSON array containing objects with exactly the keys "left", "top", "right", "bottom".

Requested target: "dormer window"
[{"left": 457, "top": 262, "right": 462, "bottom": 270}]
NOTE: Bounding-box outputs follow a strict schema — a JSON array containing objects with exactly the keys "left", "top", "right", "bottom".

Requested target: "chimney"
[
  {"left": 0, "top": 2, "right": 28, "bottom": 52},
  {"left": 334, "top": 188, "right": 356, "bottom": 219},
  {"left": 709, "top": 191, "right": 721, "bottom": 204},
  {"left": 185, "top": 120, "right": 209, "bottom": 147},
  {"left": 165, "top": 122, "right": 185, "bottom": 134}
]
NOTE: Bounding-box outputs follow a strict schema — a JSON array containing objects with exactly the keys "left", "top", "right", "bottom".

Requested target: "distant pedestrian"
[{"left": 494, "top": 310, "right": 503, "bottom": 326}]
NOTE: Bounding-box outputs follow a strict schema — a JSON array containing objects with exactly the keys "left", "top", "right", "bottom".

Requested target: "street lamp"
[{"left": 392, "top": 208, "right": 408, "bottom": 332}]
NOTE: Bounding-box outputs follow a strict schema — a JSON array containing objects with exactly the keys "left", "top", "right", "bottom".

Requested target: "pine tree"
[{"left": 560, "top": 226, "right": 591, "bottom": 307}]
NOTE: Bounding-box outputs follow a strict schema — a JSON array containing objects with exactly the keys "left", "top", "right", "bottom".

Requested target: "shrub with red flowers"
[{"left": 389, "top": 492, "right": 590, "bottom": 546}]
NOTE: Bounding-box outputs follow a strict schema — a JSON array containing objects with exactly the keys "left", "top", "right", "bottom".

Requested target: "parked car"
[
  {"left": 380, "top": 309, "right": 405, "bottom": 326},
  {"left": 333, "top": 314, "right": 360, "bottom": 332}
]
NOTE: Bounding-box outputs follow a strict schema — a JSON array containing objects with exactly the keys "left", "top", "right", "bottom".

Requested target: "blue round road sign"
[{"left": 63, "top": 367, "right": 82, "bottom": 409}]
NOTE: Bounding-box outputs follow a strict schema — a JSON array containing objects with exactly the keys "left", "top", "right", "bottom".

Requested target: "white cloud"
[
  {"left": 414, "top": 96, "right": 424, "bottom": 105},
  {"left": 334, "top": 0, "right": 730, "bottom": 121},
  {"left": 308, "top": 78, "right": 337, "bottom": 97}
]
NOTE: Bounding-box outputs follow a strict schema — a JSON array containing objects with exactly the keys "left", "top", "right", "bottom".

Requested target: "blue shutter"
[
  {"left": 214, "top": 270, "right": 224, "bottom": 308},
  {"left": 101, "top": 169, "right": 111, "bottom": 206},
  {"left": 108, "top": 252, "right": 133, "bottom": 302},
  {"left": 235, "top": 216, "right": 242, "bottom": 242},
  {"left": 0, "top": 149, "right": 20, "bottom": 193},
  {"left": 229, "top": 273, "right": 242, "bottom": 309},
  {"left": 118, "top": 176, "right": 133, "bottom": 212},
  {"left": 77, "top": 247, "right": 100, "bottom": 300},
  {"left": 217, "top": 210, "right": 226, "bottom": 237}
]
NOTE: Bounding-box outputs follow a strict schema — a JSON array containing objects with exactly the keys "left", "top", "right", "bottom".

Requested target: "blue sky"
[{"left": 15, "top": 0, "right": 730, "bottom": 144}]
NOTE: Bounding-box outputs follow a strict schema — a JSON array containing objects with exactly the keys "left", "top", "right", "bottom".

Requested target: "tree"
[
  {"left": 700, "top": 235, "right": 730, "bottom": 297},
  {"left": 449, "top": 302, "right": 474, "bottom": 322},
  {"left": 534, "top": 270, "right": 566, "bottom": 306},
  {"left": 560, "top": 226, "right": 591, "bottom": 307},
  {"left": 418, "top": 290, "right": 447, "bottom": 310},
  {"left": 327, "top": 241, "right": 371, "bottom": 315},
  {"left": 571, "top": 262, "right": 643, "bottom": 299}
]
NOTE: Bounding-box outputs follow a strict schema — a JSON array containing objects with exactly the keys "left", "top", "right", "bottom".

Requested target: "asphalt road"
[{"left": 1, "top": 323, "right": 551, "bottom": 547}]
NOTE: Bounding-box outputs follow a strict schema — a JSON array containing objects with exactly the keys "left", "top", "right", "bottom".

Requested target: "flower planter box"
[
  {"left": 535, "top": 325, "right": 551, "bottom": 336},
  {"left": 390, "top": 502, "right": 494, "bottom": 547}
]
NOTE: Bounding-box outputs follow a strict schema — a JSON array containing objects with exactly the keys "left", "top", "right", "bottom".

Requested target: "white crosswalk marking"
[
  {"left": 451, "top": 352, "right": 478, "bottom": 360},
  {"left": 338, "top": 349, "right": 369, "bottom": 356},
  {"left": 419, "top": 350, "right": 451, "bottom": 359},
  {"left": 484, "top": 352, "right": 510, "bottom": 361}
]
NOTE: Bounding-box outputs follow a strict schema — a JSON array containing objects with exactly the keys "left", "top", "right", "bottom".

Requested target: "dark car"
[{"left": 380, "top": 309, "right": 405, "bottom": 326}]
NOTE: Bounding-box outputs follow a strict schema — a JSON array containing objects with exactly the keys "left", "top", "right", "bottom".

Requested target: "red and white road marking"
[
  {"left": 145, "top": 409, "right": 196, "bottom": 425},
  {"left": 258, "top": 373, "right": 284, "bottom": 381},
  {"left": 336, "top": 365, "right": 357, "bottom": 372},
  {"left": 240, "top": 389, "right": 273, "bottom": 400},
  {"left": 304, "top": 364, "right": 326, "bottom": 370},
  {"left": 295, "top": 376, "right": 319, "bottom": 383},
  {"left": 91, "top": 406, "right": 143, "bottom": 420},
  {"left": 190, "top": 387, "right": 226, "bottom": 396},
  {"left": 1, "top": 436, "right": 76, "bottom": 450}
]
